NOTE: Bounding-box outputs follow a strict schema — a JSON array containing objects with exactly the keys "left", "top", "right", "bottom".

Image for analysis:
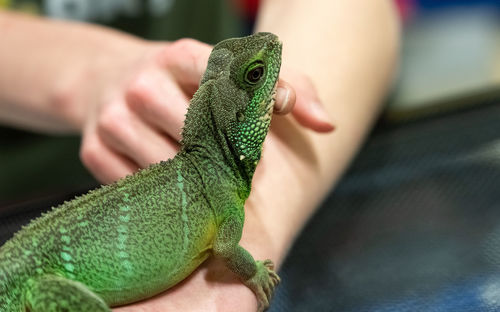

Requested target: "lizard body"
[{"left": 0, "top": 32, "right": 282, "bottom": 311}]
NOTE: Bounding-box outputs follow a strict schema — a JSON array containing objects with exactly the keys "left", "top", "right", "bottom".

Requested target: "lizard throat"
[{"left": 233, "top": 84, "right": 277, "bottom": 165}]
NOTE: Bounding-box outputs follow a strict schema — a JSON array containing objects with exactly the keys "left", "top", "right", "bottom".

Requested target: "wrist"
[{"left": 242, "top": 130, "right": 325, "bottom": 267}]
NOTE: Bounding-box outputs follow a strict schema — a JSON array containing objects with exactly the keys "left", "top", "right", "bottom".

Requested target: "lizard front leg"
[{"left": 213, "top": 212, "right": 280, "bottom": 311}]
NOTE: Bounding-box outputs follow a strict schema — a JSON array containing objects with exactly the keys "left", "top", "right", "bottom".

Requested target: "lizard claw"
[{"left": 244, "top": 259, "right": 281, "bottom": 312}]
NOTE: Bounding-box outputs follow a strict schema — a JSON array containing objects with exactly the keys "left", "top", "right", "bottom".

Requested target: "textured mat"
[{"left": 270, "top": 103, "right": 500, "bottom": 312}]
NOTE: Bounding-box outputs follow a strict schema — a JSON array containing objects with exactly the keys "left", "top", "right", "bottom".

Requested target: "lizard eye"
[{"left": 245, "top": 61, "right": 265, "bottom": 84}]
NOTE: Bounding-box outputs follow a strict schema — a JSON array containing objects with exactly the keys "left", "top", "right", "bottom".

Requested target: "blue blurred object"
[{"left": 417, "top": 0, "right": 500, "bottom": 10}]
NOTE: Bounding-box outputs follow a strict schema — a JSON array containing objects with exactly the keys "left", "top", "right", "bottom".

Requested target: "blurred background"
[
  {"left": 389, "top": 0, "right": 500, "bottom": 122},
  {"left": 2, "top": 0, "right": 500, "bottom": 311}
]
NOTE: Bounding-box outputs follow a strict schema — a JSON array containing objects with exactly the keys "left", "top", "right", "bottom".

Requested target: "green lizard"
[{"left": 0, "top": 32, "right": 282, "bottom": 312}]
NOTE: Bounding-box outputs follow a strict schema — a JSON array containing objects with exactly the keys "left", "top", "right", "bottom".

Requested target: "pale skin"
[{"left": 0, "top": 0, "right": 400, "bottom": 311}]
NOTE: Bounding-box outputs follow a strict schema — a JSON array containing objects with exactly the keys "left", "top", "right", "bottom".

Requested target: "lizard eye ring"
[{"left": 245, "top": 61, "right": 265, "bottom": 84}]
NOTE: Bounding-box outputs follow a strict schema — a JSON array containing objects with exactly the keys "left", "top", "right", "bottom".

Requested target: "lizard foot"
[{"left": 244, "top": 259, "right": 281, "bottom": 312}]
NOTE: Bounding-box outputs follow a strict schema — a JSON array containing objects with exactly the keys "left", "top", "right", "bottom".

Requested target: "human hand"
[
  {"left": 113, "top": 257, "right": 261, "bottom": 311},
  {"left": 77, "top": 39, "right": 207, "bottom": 183},
  {"left": 76, "top": 37, "right": 333, "bottom": 184}
]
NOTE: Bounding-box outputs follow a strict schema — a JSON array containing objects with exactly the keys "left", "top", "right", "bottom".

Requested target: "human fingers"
[
  {"left": 126, "top": 69, "right": 188, "bottom": 142},
  {"left": 80, "top": 128, "right": 139, "bottom": 184},
  {"left": 158, "top": 39, "right": 212, "bottom": 96},
  {"left": 280, "top": 70, "right": 335, "bottom": 132},
  {"left": 96, "top": 98, "right": 179, "bottom": 169},
  {"left": 273, "top": 80, "right": 296, "bottom": 115}
]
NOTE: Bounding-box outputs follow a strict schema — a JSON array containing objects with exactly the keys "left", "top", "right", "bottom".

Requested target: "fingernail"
[
  {"left": 310, "top": 101, "right": 335, "bottom": 129},
  {"left": 275, "top": 86, "right": 290, "bottom": 113}
]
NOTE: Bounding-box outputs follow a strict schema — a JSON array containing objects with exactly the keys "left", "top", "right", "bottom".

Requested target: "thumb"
[{"left": 275, "top": 75, "right": 335, "bottom": 133}]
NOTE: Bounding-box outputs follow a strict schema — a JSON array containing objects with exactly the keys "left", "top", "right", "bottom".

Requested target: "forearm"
[
  {"left": 0, "top": 11, "right": 144, "bottom": 133},
  {"left": 249, "top": 0, "right": 400, "bottom": 262}
]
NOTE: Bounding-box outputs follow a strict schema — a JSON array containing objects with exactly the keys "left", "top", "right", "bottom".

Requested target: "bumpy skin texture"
[{"left": 0, "top": 32, "right": 282, "bottom": 312}]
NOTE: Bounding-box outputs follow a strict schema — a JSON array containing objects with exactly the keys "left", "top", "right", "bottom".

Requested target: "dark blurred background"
[{"left": 2, "top": 0, "right": 500, "bottom": 311}]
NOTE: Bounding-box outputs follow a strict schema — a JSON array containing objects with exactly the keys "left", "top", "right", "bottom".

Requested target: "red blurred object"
[
  {"left": 230, "top": 0, "right": 260, "bottom": 20},
  {"left": 395, "top": 0, "right": 416, "bottom": 21}
]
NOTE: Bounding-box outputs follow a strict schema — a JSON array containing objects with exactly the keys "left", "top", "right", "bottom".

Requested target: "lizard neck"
[{"left": 180, "top": 83, "right": 256, "bottom": 200}]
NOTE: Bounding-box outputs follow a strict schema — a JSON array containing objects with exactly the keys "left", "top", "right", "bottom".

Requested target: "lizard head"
[{"left": 202, "top": 32, "right": 282, "bottom": 164}]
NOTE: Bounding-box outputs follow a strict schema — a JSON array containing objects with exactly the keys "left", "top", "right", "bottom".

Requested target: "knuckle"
[
  {"left": 165, "top": 38, "right": 208, "bottom": 69},
  {"left": 97, "top": 104, "right": 127, "bottom": 137},
  {"left": 49, "top": 81, "right": 81, "bottom": 128},
  {"left": 80, "top": 138, "right": 102, "bottom": 171},
  {"left": 125, "top": 74, "right": 152, "bottom": 111},
  {"left": 171, "top": 38, "right": 200, "bottom": 52},
  {"left": 51, "top": 84, "right": 74, "bottom": 112}
]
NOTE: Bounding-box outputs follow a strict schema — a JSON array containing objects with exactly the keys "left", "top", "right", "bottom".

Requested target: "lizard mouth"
[
  {"left": 259, "top": 83, "right": 277, "bottom": 123},
  {"left": 263, "top": 39, "right": 281, "bottom": 118}
]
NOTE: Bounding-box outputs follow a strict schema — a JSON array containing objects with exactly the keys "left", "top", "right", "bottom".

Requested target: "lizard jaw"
[{"left": 259, "top": 83, "right": 277, "bottom": 123}]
